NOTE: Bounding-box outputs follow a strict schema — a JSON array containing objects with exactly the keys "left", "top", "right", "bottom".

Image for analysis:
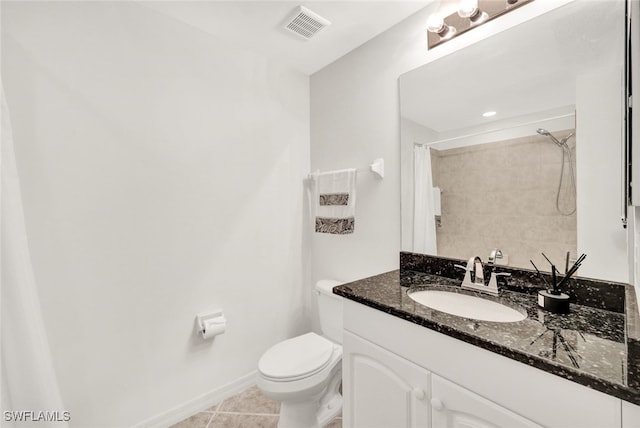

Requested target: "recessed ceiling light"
[{"left": 482, "top": 111, "right": 497, "bottom": 117}]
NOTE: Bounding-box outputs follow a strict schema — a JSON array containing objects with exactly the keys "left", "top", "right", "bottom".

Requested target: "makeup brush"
[
  {"left": 557, "top": 254, "right": 587, "bottom": 289},
  {"left": 530, "top": 260, "right": 550, "bottom": 288},
  {"left": 550, "top": 265, "right": 560, "bottom": 295}
]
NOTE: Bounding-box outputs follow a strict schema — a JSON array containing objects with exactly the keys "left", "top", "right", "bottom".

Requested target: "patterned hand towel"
[{"left": 312, "top": 168, "right": 357, "bottom": 234}]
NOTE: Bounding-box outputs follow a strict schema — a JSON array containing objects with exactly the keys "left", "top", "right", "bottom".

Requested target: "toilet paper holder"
[{"left": 196, "top": 310, "right": 226, "bottom": 339}]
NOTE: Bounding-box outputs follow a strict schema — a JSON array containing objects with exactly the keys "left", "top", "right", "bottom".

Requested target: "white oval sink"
[{"left": 408, "top": 289, "right": 526, "bottom": 323}]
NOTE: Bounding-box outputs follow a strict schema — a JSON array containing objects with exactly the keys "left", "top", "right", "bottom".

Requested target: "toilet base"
[
  {"left": 277, "top": 370, "right": 342, "bottom": 428},
  {"left": 316, "top": 372, "right": 343, "bottom": 427}
]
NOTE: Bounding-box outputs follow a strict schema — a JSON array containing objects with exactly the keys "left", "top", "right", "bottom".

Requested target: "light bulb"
[
  {"left": 427, "top": 13, "right": 456, "bottom": 39},
  {"left": 458, "top": 0, "right": 487, "bottom": 23},
  {"left": 426, "top": 13, "right": 446, "bottom": 34},
  {"left": 457, "top": 0, "right": 479, "bottom": 19}
]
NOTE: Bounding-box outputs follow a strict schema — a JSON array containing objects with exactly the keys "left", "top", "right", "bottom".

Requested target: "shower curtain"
[
  {"left": 413, "top": 145, "right": 437, "bottom": 255},
  {"left": 1, "top": 84, "right": 68, "bottom": 427}
]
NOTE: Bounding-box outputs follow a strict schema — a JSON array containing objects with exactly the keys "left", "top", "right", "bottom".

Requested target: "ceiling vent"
[{"left": 283, "top": 6, "right": 331, "bottom": 40}]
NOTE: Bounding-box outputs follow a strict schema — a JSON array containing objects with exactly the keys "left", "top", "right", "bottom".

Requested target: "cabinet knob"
[
  {"left": 430, "top": 397, "right": 444, "bottom": 411},
  {"left": 412, "top": 387, "right": 426, "bottom": 400}
]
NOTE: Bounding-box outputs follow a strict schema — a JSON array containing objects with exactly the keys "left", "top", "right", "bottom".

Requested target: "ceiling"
[{"left": 138, "top": 1, "right": 431, "bottom": 75}]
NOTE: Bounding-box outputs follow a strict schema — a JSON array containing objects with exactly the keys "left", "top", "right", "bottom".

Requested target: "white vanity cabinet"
[
  {"left": 343, "top": 330, "right": 542, "bottom": 428},
  {"left": 342, "top": 331, "right": 430, "bottom": 428},
  {"left": 342, "top": 300, "right": 623, "bottom": 428}
]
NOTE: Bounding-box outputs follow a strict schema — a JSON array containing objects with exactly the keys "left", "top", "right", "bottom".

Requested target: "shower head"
[{"left": 536, "top": 128, "right": 563, "bottom": 147}]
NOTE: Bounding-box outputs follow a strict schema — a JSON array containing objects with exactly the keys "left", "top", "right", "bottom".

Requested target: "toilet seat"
[{"left": 259, "top": 332, "right": 335, "bottom": 382}]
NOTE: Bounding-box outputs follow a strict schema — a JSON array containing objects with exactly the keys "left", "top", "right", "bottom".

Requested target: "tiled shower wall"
[{"left": 431, "top": 130, "right": 577, "bottom": 271}]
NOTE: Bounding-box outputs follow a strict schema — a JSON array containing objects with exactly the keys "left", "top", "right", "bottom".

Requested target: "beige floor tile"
[
  {"left": 209, "top": 413, "right": 278, "bottom": 428},
  {"left": 217, "top": 385, "right": 279, "bottom": 414},
  {"left": 170, "top": 412, "right": 213, "bottom": 428},
  {"left": 204, "top": 402, "right": 220, "bottom": 412},
  {"left": 170, "top": 384, "right": 343, "bottom": 428},
  {"left": 325, "top": 417, "right": 342, "bottom": 428}
]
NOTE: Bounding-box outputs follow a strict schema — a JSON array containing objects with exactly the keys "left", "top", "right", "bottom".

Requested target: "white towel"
[
  {"left": 432, "top": 186, "right": 441, "bottom": 216},
  {"left": 312, "top": 168, "right": 357, "bottom": 234}
]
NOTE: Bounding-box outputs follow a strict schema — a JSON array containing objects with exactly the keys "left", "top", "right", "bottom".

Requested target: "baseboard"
[{"left": 131, "top": 370, "right": 257, "bottom": 428}]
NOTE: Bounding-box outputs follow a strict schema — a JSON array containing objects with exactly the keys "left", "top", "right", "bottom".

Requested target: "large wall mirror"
[{"left": 400, "top": 0, "right": 628, "bottom": 282}]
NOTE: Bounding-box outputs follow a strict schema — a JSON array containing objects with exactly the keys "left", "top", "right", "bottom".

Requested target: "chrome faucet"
[
  {"left": 488, "top": 248, "right": 503, "bottom": 265},
  {"left": 455, "top": 256, "right": 503, "bottom": 296},
  {"left": 467, "top": 256, "right": 485, "bottom": 285}
]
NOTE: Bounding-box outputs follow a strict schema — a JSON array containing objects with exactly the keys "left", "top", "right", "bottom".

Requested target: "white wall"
[
  {"left": 576, "top": 66, "right": 628, "bottom": 283},
  {"left": 2, "top": 2, "right": 309, "bottom": 426},
  {"left": 312, "top": 0, "right": 631, "bottom": 288},
  {"left": 309, "top": 0, "right": 579, "bottom": 288},
  {"left": 309, "top": 6, "right": 436, "bottom": 289}
]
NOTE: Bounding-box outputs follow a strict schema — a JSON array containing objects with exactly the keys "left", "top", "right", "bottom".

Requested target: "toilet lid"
[{"left": 259, "top": 332, "right": 335, "bottom": 381}]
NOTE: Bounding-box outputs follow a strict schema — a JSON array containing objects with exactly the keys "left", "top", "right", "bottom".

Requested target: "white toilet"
[{"left": 257, "top": 280, "right": 344, "bottom": 428}]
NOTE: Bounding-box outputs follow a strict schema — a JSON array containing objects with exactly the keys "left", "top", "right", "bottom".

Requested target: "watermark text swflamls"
[{"left": 3, "top": 410, "right": 71, "bottom": 423}]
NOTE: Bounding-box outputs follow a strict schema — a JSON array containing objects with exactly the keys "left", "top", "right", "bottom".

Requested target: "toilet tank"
[{"left": 315, "top": 280, "right": 344, "bottom": 345}]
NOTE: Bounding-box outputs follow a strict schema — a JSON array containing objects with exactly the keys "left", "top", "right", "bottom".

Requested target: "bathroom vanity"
[{"left": 335, "top": 253, "right": 640, "bottom": 428}]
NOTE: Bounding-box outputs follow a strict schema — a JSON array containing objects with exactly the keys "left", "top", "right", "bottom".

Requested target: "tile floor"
[{"left": 171, "top": 385, "right": 342, "bottom": 428}]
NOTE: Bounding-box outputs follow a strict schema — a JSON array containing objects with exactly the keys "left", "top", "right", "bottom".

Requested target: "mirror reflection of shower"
[{"left": 536, "top": 128, "right": 577, "bottom": 216}]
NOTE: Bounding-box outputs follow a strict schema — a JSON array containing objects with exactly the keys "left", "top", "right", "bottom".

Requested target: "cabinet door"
[
  {"left": 343, "top": 331, "right": 430, "bottom": 428},
  {"left": 431, "top": 374, "right": 542, "bottom": 428},
  {"left": 623, "top": 400, "right": 640, "bottom": 428}
]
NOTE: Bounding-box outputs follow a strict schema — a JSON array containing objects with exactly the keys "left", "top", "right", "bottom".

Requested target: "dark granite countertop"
[{"left": 334, "top": 254, "right": 640, "bottom": 405}]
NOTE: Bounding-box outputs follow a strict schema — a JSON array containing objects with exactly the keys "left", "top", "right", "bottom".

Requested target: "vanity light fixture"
[
  {"left": 427, "top": 0, "right": 534, "bottom": 49},
  {"left": 482, "top": 111, "right": 497, "bottom": 117}
]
